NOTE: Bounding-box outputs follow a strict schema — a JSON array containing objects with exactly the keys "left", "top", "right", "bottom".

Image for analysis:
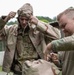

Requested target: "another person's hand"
[
  {"left": 43, "top": 43, "right": 52, "bottom": 61},
  {"left": 49, "top": 53, "right": 59, "bottom": 63},
  {"left": 46, "top": 52, "right": 58, "bottom": 61}
]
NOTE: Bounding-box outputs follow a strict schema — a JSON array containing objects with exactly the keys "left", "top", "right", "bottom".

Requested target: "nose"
[{"left": 23, "top": 20, "right": 28, "bottom": 24}]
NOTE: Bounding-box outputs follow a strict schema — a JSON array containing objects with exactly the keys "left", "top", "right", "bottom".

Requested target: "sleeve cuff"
[{"left": 0, "top": 17, "right": 6, "bottom": 26}]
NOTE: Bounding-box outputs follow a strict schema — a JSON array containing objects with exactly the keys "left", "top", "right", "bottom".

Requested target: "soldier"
[
  {"left": 0, "top": 3, "right": 61, "bottom": 75},
  {"left": 42, "top": 8, "right": 74, "bottom": 75}
]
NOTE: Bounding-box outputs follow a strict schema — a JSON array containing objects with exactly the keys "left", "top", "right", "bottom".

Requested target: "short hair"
[{"left": 57, "top": 7, "right": 74, "bottom": 21}]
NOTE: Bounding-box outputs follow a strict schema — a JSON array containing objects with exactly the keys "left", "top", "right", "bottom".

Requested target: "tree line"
[{"left": 7, "top": 16, "right": 57, "bottom": 25}]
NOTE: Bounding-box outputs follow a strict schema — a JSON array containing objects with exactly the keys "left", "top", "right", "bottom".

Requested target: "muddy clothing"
[
  {"left": 2, "top": 23, "right": 45, "bottom": 73},
  {"left": 11, "top": 25, "right": 40, "bottom": 74},
  {"left": 0, "top": 18, "right": 61, "bottom": 73},
  {"left": 51, "top": 34, "right": 74, "bottom": 75},
  {"left": 0, "top": 2, "right": 61, "bottom": 75}
]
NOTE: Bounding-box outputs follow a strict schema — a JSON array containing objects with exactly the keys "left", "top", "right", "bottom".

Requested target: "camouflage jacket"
[{"left": 0, "top": 19, "right": 61, "bottom": 72}]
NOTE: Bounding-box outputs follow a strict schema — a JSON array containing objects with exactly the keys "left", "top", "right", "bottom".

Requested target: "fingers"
[
  {"left": 29, "top": 16, "right": 38, "bottom": 25},
  {"left": 8, "top": 11, "right": 16, "bottom": 18},
  {"left": 4, "top": 11, "right": 16, "bottom": 22},
  {"left": 44, "top": 52, "right": 58, "bottom": 62},
  {"left": 50, "top": 53, "right": 58, "bottom": 62}
]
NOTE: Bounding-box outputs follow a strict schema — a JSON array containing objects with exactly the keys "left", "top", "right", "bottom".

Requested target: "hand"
[
  {"left": 50, "top": 53, "right": 59, "bottom": 62},
  {"left": 4, "top": 11, "right": 16, "bottom": 22},
  {"left": 7, "top": 11, "right": 16, "bottom": 19},
  {"left": 29, "top": 16, "right": 38, "bottom": 25},
  {"left": 43, "top": 43, "right": 52, "bottom": 61}
]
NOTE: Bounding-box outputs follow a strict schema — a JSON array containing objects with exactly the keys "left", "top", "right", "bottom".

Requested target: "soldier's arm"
[
  {"left": 45, "top": 34, "right": 74, "bottom": 56},
  {"left": 0, "top": 11, "right": 16, "bottom": 30},
  {"left": 30, "top": 16, "right": 61, "bottom": 40},
  {"left": 37, "top": 21, "right": 61, "bottom": 39},
  {"left": 4, "top": 11, "right": 16, "bottom": 23},
  {"left": 51, "top": 34, "right": 74, "bottom": 51},
  {"left": 44, "top": 34, "right": 74, "bottom": 60},
  {"left": 0, "top": 16, "right": 7, "bottom": 30}
]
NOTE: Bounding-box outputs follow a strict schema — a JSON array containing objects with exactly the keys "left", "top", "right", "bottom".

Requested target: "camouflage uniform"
[
  {"left": 0, "top": 3, "right": 61, "bottom": 75},
  {"left": 50, "top": 34, "right": 74, "bottom": 75}
]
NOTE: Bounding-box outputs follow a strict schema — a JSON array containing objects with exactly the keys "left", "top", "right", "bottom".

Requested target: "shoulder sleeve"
[
  {"left": 51, "top": 35, "right": 74, "bottom": 51},
  {"left": 0, "top": 17, "right": 6, "bottom": 30},
  {"left": 37, "top": 21, "right": 61, "bottom": 39}
]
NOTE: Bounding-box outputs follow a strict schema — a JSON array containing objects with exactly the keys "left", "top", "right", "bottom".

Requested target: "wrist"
[
  {"left": 4, "top": 16, "right": 10, "bottom": 22},
  {"left": 47, "top": 43, "right": 52, "bottom": 51}
]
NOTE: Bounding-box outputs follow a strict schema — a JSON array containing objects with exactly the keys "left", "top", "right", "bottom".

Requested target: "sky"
[{"left": 0, "top": 0, "right": 74, "bottom": 21}]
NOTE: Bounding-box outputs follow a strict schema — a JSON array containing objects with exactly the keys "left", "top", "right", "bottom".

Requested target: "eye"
[
  {"left": 24, "top": 19, "right": 29, "bottom": 21},
  {"left": 60, "top": 23, "right": 66, "bottom": 29},
  {"left": 19, "top": 17, "right": 29, "bottom": 21},
  {"left": 20, "top": 18, "right": 24, "bottom": 21}
]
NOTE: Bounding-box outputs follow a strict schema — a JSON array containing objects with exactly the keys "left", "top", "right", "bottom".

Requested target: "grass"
[{"left": 0, "top": 66, "right": 2, "bottom": 71}]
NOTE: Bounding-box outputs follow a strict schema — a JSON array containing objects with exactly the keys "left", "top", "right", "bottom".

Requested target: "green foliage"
[
  {"left": 7, "top": 21, "right": 18, "bottom": 25},
  {"left": 0, "top": 66, "right": 2, "bottom": 72},
  {"left": 36, "top": 16, "right": 53, "bottom": 23}
]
